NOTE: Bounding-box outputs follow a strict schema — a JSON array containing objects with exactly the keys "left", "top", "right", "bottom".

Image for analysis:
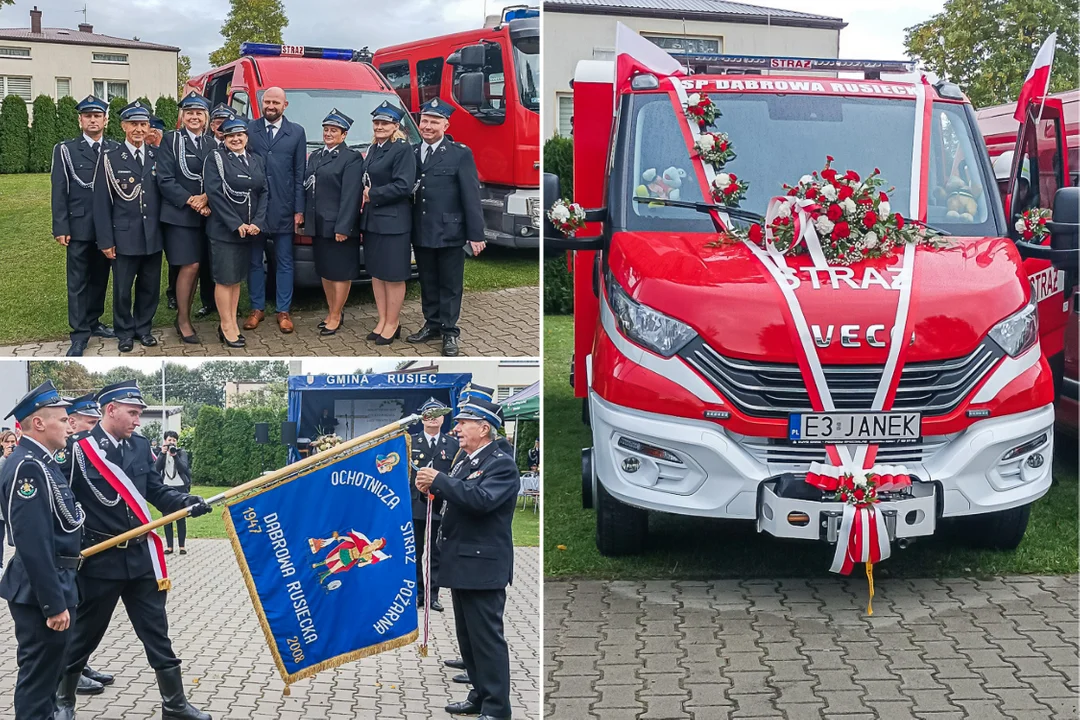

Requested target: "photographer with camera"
[{"left": 154, "top": 431, "right": 193, "bottom": 555}]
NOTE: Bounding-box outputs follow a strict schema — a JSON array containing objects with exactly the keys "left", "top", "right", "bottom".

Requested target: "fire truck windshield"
[
  {"left": 512, "top": 35, "right": 539, "bottom": 112},
  {"left": 257, "top": 89, "right": 421, "bottom": 150},
  {"left": 614, "top": 92, "right": 998, "bottom": 238}
]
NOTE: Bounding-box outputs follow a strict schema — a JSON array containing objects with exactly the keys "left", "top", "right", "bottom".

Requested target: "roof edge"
[
  {"left": 544, "top": 4, "right": 847, "bottom": 30},
  {"left": 0, "top": 30, "right": 180, "bottom": 52}
]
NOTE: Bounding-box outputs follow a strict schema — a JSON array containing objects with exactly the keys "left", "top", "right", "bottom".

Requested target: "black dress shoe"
[
  {"left": 218, "top": 326, "right": 245, "bottom": 348},
  {"left": 175, "top": 320, "right": 200, "bottom": 344},
  {"left": 140, "top": 334, "right": 158, "bottom": 347},
  {"left": 477, "top": 715, "right": 510, "bottom": 720},
  {"left": 366, "top": 331, "right": 380, "bottom": 341},
  {"left": 83, "top": 665, "right": 114, "bottom": 686},
  {"left": 90, "top": 323, "right": 116, "bottom": 338},
  {"left": 407, "top": 325, "right": 441, "bottom": 343},
  {"left": 443, "top": 658, "right": 466, "bottom": 670},
  {"left": 77, "top": 674, "right": 104, "bottom": 695},
  {"left": 194, "top": 306, "right": 214, "bottom": 318},
  {"left": 442, "top": 335, "right": 459, "bottom": 357},
  {"left": 430, "top": 598, "right": 444, "bottom": 612},
  {"left": 67, "top": 340, "right": 87, "bottom": 357},
  {"left": 118, "top": 338, "right": 134, "bottom": 353},
  {"left": 374, "top": 326, "right": 401, "bottom": 346},
  {"left": 445, "top": 700, "right": 482, "bottom": 715},
  {"left": 452, "top": 673, "right": 470, "bottom": 684},
  {"left": 320, "top": 320, "right": 344, "bottom": 336}
]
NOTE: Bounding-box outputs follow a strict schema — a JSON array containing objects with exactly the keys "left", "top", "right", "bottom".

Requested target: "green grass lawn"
[
  {"left": 150, "top": 485, "right": 540, "bottom": 547},
  {"left": 0, "top": 174, "right": 538, "bottom": 344},
  {"left": 543, "top": 315, "right": 1080, "bottom": 580}
]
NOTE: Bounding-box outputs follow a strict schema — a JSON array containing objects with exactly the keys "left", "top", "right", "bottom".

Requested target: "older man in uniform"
[
  {"left": 0, "top": 382, "right": 83, "bottom": 720},
  {"left": 147, "top": 116, "right": 165, "bottom": 148},
  {"left": 52, "top": 94, "right": 118, "bottom": 357},
  {"left": 410, "top": 397, "right": 458, "bottom": 614},
  {"left": 407, "top": 98, "right": 487, "bottom": 357},
  {"left": 416, "top": 397, "right": 519, "bottom": 720},
  {"left": 54, "top": 381, "right": 212, "bottom": 720},
  {"left": 93, "top": 101, "right": 164, "bottom": 353}
]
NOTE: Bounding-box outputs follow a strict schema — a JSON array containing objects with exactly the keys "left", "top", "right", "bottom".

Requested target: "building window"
[
  {"left": 1, "top": 76, "right": 32, "bottom": 102},
  {"left": 56, "top": 77, "right": 71, "bottom": 98},
  {"left": 0, "top": 46, "right": 30, "bottom": 58},
  {"left": 557, "top": 94, "right": 573, "bottom": 137},
  {"left": 641, "top": 34, "right": 721, "bottom": 55},
  {"left": 497, "top": 386, "right": 528, "bottom": 402},
  {"left": 379, "top": 61, "right": 411, "bottom": 108},
  {"left": 592, "top": 47, "right": 615, "bottom": 61},
  {"left": 93, "top": 80, "right": 128, "bottom": 101},
  {"left": 416, "top": 57, "right": 443, "bottom": 105},
  {"left": 499, "top": 359, "right": 539, "bottom": 367},
  {"left": 92, "top": 52, "right": 128, "bottom": 64}
]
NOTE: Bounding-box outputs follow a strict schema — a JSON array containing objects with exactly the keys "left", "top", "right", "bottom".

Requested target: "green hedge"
[
  {"left": 514, "top": 419, "right": 539, "bottom": 471},
  {"left": 106, "top": 96, "right": 127, "bottom": 142},
  {"left": 155, "top": 96, "right": 178, "bottom": 131},
  {"left": 56, "top": 96, "right": 80, "bottom": 141},
  {"left": 29, "top": 95, "right": 57, "bottom": 173},
  {"left": 544, "top": 134, "right": 574, "bottom": 199},
  {"left": 191, "top": 405, "right": 288, "bottom": 486},
  {"left": 543, "top": 134, "right": 575, "bottom": 314},
  {"left": 0, "top": 94, "right": 30, "bottom": 173}
]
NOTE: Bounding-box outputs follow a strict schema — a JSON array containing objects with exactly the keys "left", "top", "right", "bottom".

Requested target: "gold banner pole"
[{"left": 80, "top": 414, "right": 422, "bottom": 559}]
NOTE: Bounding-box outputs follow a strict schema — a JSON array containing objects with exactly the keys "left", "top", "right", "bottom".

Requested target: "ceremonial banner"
[{"left": 224, "top": 429, "right": 418, "bottom": 689}]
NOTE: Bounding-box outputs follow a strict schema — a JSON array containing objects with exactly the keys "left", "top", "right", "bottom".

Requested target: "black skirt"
[
  {"left": 210, "top": 239, "right": 250, "bottom": 285},
  {"left": 162, "top": 223, "right": 202, "bottom": 266},
  {"left": 363, "top": 231, "right": 411, "bottom": 282},
  {"left": 314, "top": 235, "right": 360, "bottom": 282}
]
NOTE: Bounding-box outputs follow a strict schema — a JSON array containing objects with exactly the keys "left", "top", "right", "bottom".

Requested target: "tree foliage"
[
  {"left": 209, "top": 0, "right": 288, "bottom": 68},
  {"left": 155, "top": 96, "right": 179, "bottom": 131},
  {"left": 191, "top": 405, "right": 288, "bottom": 485},
  {"left": 29, "top": 95, "right": 58, "bottom": 173},
  {"left": 905, "top": 0, "right": 1079, "bottom": 108},
  {"left": 0, "top": 94, "right": 30, "bottom": 174},
  {"left": 543, "top": 134, "right": 575, "bottom": 314},
  {"left": 177, "top": 55, "right": 192, "bottom": 98},
  {"left": 56, "top": 96, "right": 80, "bottom": 141},
  {"left": 514, "top": 419, "right": 538, "bottom": 471},
  {"left": 106, "top": 96, "right": 127, "bottom": 142}
]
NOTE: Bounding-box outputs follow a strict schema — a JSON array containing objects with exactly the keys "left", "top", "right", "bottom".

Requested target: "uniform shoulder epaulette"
[{"left": 70, "top": 429, "right": 92, "bottom": 442}]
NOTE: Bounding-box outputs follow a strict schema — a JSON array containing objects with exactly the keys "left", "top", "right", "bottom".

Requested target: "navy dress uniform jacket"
[
  {"left": 412, "top": 139, "right": 485, "bottom": 249},
  {"left": 430, "top": 441, "right": 519, "bottom": 590},
  {"left": 409, "top": 431, "right": 459, "bottom": 521},
  {"left": 301, "top": 145, "right": 364, "bottom": 238},
  {"left": 0, "top": 439, "right": 81, "bottom": 616},
  {"left": 245, "top": 116, "right": 307, "bottom": 233},
  {"left": 203, "top": 148, "right": 269, "bottom": 243},
  {"left": 360, "top": 138, "right": 416, "bottom": 236},
  {"left": 156, "top": 130, "right": 213, "bottom": 227},
  {"left": 59, "top": 426, "right": 197, "bottom": 580},
  {"left": 92, "top": 143, "right": 164, "bottom": 255},
  {"left": 51, "top": 137, "right": 119, "bottom": 241}
]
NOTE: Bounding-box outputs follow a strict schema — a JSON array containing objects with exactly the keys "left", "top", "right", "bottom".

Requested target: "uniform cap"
[
  {"left": 322, "top": 107, "right": 353, "bottom": 131},
  {"left": 419, "top": 97, "right": 454, "bottom": 119},
  {"left": 211, "top": 103, "right": 236, "bottom": 120},
  {"left": 66, "top": 392, "right": 102, "bottom": 418},
  {"left": 96, "top": 380, "right": 147, "bottom": 408},
  {"left": 76, "top": 94, "right": 108, "bottom": 114},
  {"left": 6, "top": 381, "right": 70, "bottom": 421},
  {"left": 371, "top": 100, "right": 404, "bottom": 124},
  {"left": 149, "top": 116, "right": 166, "bottom": 131},
  {"left": 120, "top": 101, "right": 151, "bottom": 122},
  {"left": 453, "top": 397, "right": 503, "bottom": 430},
  {"left": 220, "top": 117, "right": 248, "bottom": 135},
  {"left": 179, "top": 91, "right": 211, "bottom": 111},
  {"left": 459, "top": 383, "right": 494, "bottom": 403}
]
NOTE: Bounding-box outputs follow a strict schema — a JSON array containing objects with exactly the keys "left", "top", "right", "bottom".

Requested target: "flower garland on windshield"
[{"left": 687, "top": 93, "right": 749, "bottom": 208}]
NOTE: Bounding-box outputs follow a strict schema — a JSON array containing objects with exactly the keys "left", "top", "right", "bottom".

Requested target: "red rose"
[
  {"left": 895, "top": 215, "right": 905, "bottom": 229},
  {"left": 846, "top": 170, "right": 860, "bottom": 182},
  {"left": 1023, "top": 229, "right": 1034, "bottom": 240},
  {"left": 805, "top": 187, "right": 818, "bottom": 199},
  {"left": 728, "top": 173, "right": 737, "bottom": 181},
  {"left": 724, "top": 184, "right": 737, "bottom": 196},
  {"left": 748, "top": 224, "right": 764, "bottom": 243},
  {"left": 1038, "top": 217, "right": 1047, "bottom": 225},
  {"left": 879, "top": 192, "right": 889, "bottom": 202},
  {"left": 853, "top": 487, "right": 865, "bottom": 501},
  {"left": 787, "top": 188, "right": 798, "bottom": 196},
  {"left": 838, "top": 185, "right": 854, "bottom": 201},
  {"left": 719, "top": 141, "right": 728, "bottom": 151},
  {"left": 833, "top": 221, "right": 851, "bottom": 239},
  {"left": 839, "top": 493, "right": 849, "bottom": 503},
  {"left": 826, "top": 155, "right": 834, "bottom": 163},
  {"left": 863, "top": 211, "right": 878, "bottom": 228},
  {"left": 857, "top": 197, "right": 873, "bottom": 206},
  {"left": 874, "top": 167, "right": 881, "bottom": 174},
  {"left": 827, "top": 204, "right": 843, "bottom": 222},
  {"left": 821, "top": 168, "right": 838, "bottom": 182}
]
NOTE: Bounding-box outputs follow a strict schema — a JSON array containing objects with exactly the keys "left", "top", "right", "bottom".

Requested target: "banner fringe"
[
  {"left": 157, "top": 578, "right": 172, "bottom": 592},
  {"left": 865, "top": 561, "right": 875, "bottom": 616}
]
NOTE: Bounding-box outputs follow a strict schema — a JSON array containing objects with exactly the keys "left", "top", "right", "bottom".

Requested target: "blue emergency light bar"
[
  {"left": 240, "top": 42, "right": 364, "bottom": 62},
  {"left": 669, "top": 53, "right": 916, "bottom": 75},
  {"left": 503, "top": 6, "right": 539, "bottom": 21}
]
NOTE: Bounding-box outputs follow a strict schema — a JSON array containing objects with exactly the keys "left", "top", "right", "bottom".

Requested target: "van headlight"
[
  {"left": 606, "top": 272, "right": 696, "bottom": 357},
  {"left": 989, "top": 299, "right": 1039, "bottom": 357}
]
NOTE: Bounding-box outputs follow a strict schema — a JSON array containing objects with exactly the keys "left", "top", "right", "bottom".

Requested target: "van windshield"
[
  {"left": 616, "top": 92, "right": 997, "bottom": 237},
  {"left": 512, "top": 35, "right": 540, "bottom": 112},
  {"left": 257, "top": 89, "right": 421, "bottom": 151}
]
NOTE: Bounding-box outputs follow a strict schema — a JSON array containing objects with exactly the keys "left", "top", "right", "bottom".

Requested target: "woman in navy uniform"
[
  {"left": 203, "top": 117, "right": 268, "bottom": 348},
  {"left": 360, "top": 101, "right": 416, "bottom": 345},
  {"left": 0, "top": 382, "right": 84, "bottom": 720},
  {"left": 157, "top": 92, "right": 213, "bottom": 344},
  {"left": 93, "top": 100, "right": 164, "bottom": 353},
  {"left": 302, "top": 109, "right": 363, "bottom": 336}
]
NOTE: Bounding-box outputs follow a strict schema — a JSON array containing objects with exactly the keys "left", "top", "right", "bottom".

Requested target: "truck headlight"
[
  {"left": 989, "top": 299, "right": 1039, "bottom": 357},
  {"left": 527, "top": 197, "right": 540, "bottom": 228},
  {"left": 606, "top": 272, "right": 696, "bottom": 357}
]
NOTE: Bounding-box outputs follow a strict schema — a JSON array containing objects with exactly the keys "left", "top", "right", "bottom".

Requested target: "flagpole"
[{"left": 80, "top": 414, "right": 422, "bottom": 558}]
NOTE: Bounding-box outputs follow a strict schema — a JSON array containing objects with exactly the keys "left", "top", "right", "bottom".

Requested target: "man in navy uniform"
[
  {"left": 415, "top": 397, "right": 519, "bottom": 720},
  {"left": 147, "top": 116, "right": 165, "bottom": 148},
  {"left": 410, "top": 397, "right": 459, "bottom": 613},
  {"left": 52, "top": 94, "right": 117, "bottom": 357},
  {"left": 54, "top": 381, "right": 212, "bottom": 720},
  {"left": 244, "top": 87, "right": 307, "bottom": 334},
  {"left": 0, "top": 382, "right": 84, "bottom": 720},
  {"left": 93, "top": 101, "right": 164, "bottom": 353},
  {"left": 407, "top": 97, "right": 486, "bottom": 357},
  {"left": 459, "top": 384, "right": 515, "bottom": 456}
]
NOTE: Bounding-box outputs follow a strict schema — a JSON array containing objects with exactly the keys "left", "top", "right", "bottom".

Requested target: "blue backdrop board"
[{"left": 224, "top": 428, "right": 418, "bottom": 689}]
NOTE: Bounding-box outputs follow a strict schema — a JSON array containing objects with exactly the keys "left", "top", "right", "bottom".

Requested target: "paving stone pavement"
[
  {"left": 0, "top": 286, "right": 539, "bottom": 358},
  {"left": 0, "top": 540, "right": 540, "bottom": 719},
  {"left": 544, "top": 576, "right": 1080, "bottom": 720}
]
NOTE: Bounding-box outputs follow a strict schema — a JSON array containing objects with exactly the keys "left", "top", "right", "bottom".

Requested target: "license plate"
[{"left": 788, "top": 412, "right": 920, "bottom": 444}]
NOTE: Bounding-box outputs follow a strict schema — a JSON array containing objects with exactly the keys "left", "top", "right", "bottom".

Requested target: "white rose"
[
  {"left": 713, "top": 173, "right": 732, "bottom": 189},
  {"left": 842, "top": 198, "right": 857, "bottom": 216},
  {"left": 776, "top": 202, "right": 792, "bottom": 219},
  {"left": 815, "top": 216, "right": 835, "bottom": 235},
  {"left": 862, "top": 231, "right": 879, "bottom": 249},
  {"left": 688, "top": 93, "right": 701, "bottom": 106},
  {"left": 697, "top": 134, "right": 715, "bottom": 150},
  {"left": 551, "top": 205, "right": 570, "bottom": 222},
  {"left": 1015, "top": 218, "right": 1026, "bottom": 233},
  {"left": 799, "top": 174, "right": 814, "bottom": 186},
  {"left": 821, "top": 184, "right": 838, "bottom": 201},
  {"left": 878, "top": 200, "right": 890, "bottom": 216}
]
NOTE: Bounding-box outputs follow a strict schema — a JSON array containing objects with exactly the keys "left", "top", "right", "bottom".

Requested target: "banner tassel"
[
  {"left": 865, "top": 561, "right": 875, "bottom": 616},
  {"left": 283, "top": 684, "right": 291, "bottom": 697},
  {"left": 157, "top": 578, "right": 172, "bottom": 592},
  {"left": 419, "top": 491, "right": 433, "bottom": 657}
]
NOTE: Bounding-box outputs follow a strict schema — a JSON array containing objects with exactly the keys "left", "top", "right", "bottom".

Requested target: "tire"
[
  {"left": 596, "top": 481, "right": 648, "bottom": 556},
  {"left": 581, "top": 448, "right": 595, "bottom": 509},
  {"left": 960, "top": 504, "right": 1032, "bottom": 550},
  {"left": 582, "top": 397, "right": 591, "bottom": 427}
]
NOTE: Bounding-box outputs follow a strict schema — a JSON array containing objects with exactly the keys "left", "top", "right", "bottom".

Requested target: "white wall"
[
  {"left": 435, "top": 359, "right": 539, "bottom": 438},
  {"left": 0, "top": 361, "right": 28, "bottom": 431}
]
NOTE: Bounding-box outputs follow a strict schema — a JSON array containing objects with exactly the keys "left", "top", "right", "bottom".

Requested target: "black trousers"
[
  {"left": 66, "top": 575, "right": 181, "bottom": 674},
  {"left": 415, "top": 518, "right": 441, "bottom": 599},
  {"left": 414, "top": 245, "right": 465, "bottom": 337},
  {"left": 451, "top": 588, "right": 510, "bottom": 718},
  {"left": 112, "top": 252, "right": 162, "bottom": 340},
  {"left": 198, "top": 233, "right": 216, "bottom": 309},
  {"left": 9, "top": 600, "right": 75, "bottom": 720},
  {"left": 167, "top": 263, "right": 179, "bottom": 299},
  {"left": 163, "top": 518, "right": 186, "bottom": 548},
  {"left": 66, "top": 239, "right": 110, "bottom": 343}
]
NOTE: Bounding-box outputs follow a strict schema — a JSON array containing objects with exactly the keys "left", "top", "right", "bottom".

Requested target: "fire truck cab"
[
  {"left": 374, "top": 6, "right": 541, "bottom": 248},
  {"left": 545, "top": 55, "right": 1079, "bottom": 557},
  {"left": 186, "top": 44, "right": 422, "bottom": 288}
]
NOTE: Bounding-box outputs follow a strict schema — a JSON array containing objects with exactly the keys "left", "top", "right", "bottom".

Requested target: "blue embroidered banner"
[{"left": 225, "top": 431, "right": 418, "bottom": 687}]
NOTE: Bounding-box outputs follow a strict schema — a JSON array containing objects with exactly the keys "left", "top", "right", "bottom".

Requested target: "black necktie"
[
  {"left": 238, "top": 153, "right": 248, "bottom": 168},
  {"left": 267, "top": 124, "right": 274, "bottom": 141},
  {"left": 429, "top": 437, "right": 436, "bottom": 449},
  {"left": 91, "top": 141, "right": 100, "bottom": 155},
  {"left": 135, "top": 148, "right": 143, "bottom": 167},
  {"left": 424, "top": 144, "right": 433, "bottom": 164},
  {"left": 193, "top": 134, "right": 201, "bottom": 150}
]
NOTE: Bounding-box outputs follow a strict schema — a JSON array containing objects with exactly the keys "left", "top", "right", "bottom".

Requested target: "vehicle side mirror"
[
  {"left": 1048, "top": 187, "right": 1079, "bottom": 274},
  {"left": 543, "top": 172, "right": 604, "bottom": 253},
  {"left": 457, "top": 44, "right": 486, "bottom": 69},
  {"left": 457, "top": 72, "right": 485, "bottom": 109}
]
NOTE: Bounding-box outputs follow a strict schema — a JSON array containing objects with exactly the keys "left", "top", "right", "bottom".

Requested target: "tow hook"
[{"left": 897, "top": 538, "right": 914, "bottom": 550}]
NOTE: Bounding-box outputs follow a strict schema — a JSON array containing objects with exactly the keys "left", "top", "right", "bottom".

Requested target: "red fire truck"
[
  {"left": 546, "top": 54, "right": 1078, "bottom": 556},
  {"left": 374, "top": 6, "right": 540, "bottom": 248}
]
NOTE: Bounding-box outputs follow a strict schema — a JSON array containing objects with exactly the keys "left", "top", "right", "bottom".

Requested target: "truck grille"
[
  {"left": 734, "top": 433, "right": 950, "bottom": 466},
  {"left": 680, "top": 339, "right": 1004, "bottom": 419}
]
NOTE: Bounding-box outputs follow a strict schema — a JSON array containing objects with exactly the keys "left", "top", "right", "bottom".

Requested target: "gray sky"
[{"left": 0, "top": 0, "right": 521, "bottom": 73}]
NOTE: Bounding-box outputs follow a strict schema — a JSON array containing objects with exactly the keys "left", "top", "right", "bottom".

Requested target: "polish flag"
[
  {"left": 615, "top": 22, "right": 685, "bottom": 94},
  {"left": 1014, "top": 33, "right": 1057, "bottom": 122}
]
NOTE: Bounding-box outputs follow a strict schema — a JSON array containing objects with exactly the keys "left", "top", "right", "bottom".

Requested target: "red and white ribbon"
[
  {"left": 764, "top": 196, "right": 829, "bottom": 269},
  {"left": 830, "top": 503, "right": 892, "bottom": 575},
  {"left": 77, "top": 437, "right": 170, "bottom": 591}
]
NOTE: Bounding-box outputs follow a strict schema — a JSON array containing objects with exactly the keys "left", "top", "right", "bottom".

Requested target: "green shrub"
[
  {"left": 29, "top": 95, "right": 58, "bottom": 173},
  {"left": 0, "top": 94, "right": 30, "bottom": 173},
  {"left": 56, "top": 96, "right": 80, "bottom": 141},
  {"left": 543, "top": 134, "right": 574, "bottom": 199},
  {"left": 544, "top": 256, "right": 574, "bottom": 314},
  {"left": 191, "top": 404, "right": 288, "bottom": 486},
  {"left": 155, "top": 96, "right": 178, "bottom": 131},
  {"left": 106, "top": 96, "right": 127, "bottom": 142},
  {"left": 514, "top": 419, "right": 538, "bottom": 471}
]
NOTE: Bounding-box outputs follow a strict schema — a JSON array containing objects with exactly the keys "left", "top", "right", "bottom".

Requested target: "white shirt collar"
[
  {"left": 186, "top": 129, "right": 201, "bottom": 144},
  {"left": 424, "top": 432, "right": 440, "bottom": 444},
  {"left": 83, "top": 134, "right": 101, "bottom": 147},
  {"left": 233, "top": 150, "right": 247, "bottom": 160},
  {"left": 468, "top": 440, "right": 492, "bottom": 460},
  {"left": 23, "top": 436, "right": 54, "bottom": 457},
  {"left": 125, "top": 140, "right": 143, "bottom": 156},
  {"left": 100, "top": 426, "right": 121, "bottom": 448},
  {"left": 323, "top": 144, "right": 339, "bottom": 154},
  {"left": 424, "top": 137, "right": 444, "bottom": 153},
  {"left": 265, "top": 117, "right": 282, "bottom": 130}
]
